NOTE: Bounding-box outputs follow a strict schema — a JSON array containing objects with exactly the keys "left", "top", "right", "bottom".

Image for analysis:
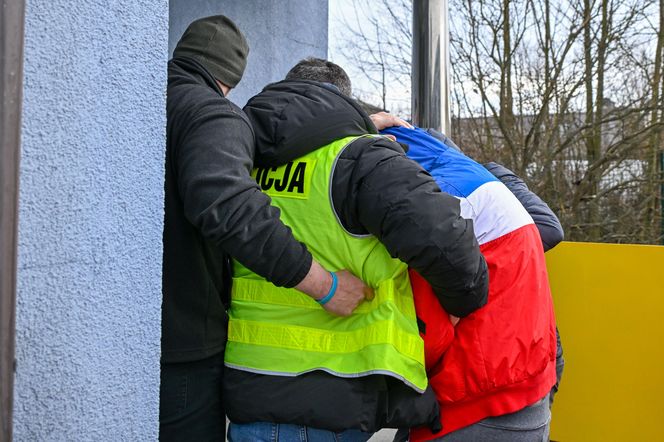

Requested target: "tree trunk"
[
  {"left": 582, "top": 0, "right": 602, "bottom": 240},
  {"left": 647, "top": 0, "right": 664, "bottom": 243},
  {"left": 500, "top": 0, "right": 515, "bottom": 141}
]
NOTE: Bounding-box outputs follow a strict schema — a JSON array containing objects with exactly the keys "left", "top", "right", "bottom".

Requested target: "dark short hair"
[{"left": 285, "top": 58, "right": 352, "bottom": 96}]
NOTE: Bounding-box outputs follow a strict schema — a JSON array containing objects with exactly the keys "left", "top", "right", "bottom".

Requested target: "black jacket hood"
[
  {"left": 243, "top": 80, "right": 378, "bottom": 167},
  {"left": 170, "top": 56, "right": 226, "bottom": 98}
]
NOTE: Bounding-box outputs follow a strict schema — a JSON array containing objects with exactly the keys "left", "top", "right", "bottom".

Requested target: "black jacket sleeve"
[
  {"left": 332, "top": 137, "right": 489, "bottom": 317},
  {"left": 174, "top": 100, "right": 311, "bottom": 287},
  {"left": 484, "top": 162, "right": 564, "bottom": 252}
]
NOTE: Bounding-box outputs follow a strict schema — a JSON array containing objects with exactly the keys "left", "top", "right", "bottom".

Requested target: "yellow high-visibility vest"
[{"left": 225, "top": 135, "right": 428, "bottom": 392}]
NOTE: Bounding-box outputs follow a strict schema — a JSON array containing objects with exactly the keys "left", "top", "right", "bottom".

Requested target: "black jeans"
[{"left": 159, "top": 352, "right": 225, "bottom": 441}]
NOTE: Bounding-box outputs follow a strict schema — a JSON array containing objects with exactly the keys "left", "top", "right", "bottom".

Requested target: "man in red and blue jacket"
[{"left": 383, "top": 125, "right": 562, "bottom": 441}]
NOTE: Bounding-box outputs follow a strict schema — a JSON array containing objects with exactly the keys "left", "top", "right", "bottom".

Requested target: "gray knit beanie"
[{"left": 173, "top": 15, "right": 249, "bottom": 88}]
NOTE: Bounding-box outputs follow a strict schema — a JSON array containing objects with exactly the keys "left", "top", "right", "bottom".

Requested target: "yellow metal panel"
[{"left": 546, "top": 242, "right": 664, "bottom": 441}]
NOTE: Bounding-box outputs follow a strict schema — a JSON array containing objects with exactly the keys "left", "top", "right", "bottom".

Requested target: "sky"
[
  {"left": 329, "top": 0, "right": 661, "bottom": 121},
  {"left": 328, "top": 0, "right": 413, "bottom": 117}
]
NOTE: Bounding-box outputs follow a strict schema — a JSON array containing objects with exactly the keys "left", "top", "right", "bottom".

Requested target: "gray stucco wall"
[
  {"left": 169, "top": 0, "right": 329, "bottom": 107},
  {"left": 14, "top": 0, "right": 168, "bottom": 439}
]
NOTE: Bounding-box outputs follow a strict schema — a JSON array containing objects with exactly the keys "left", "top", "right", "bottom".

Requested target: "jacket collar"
[{"left": 169, "top": 56, "right": 226, "bottom": 98}]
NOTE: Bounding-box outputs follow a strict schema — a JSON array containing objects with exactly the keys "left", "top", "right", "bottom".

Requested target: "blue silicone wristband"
[{"left": 317, "top": 272, "right": 338, "bottom": 305}]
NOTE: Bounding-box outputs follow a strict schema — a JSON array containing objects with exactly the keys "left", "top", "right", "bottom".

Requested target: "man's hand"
[
  {"left": 370, "top": 111, "right": 413, "bottom": 131},
  {"left": 449, "top": 314, "right": 460, "bottom": 326},
  {"left": 295, "top": 260, "right": 372, "bottom": 316},
  {"left": 323, "top": 270, "right": 374, "bottom": 316}
]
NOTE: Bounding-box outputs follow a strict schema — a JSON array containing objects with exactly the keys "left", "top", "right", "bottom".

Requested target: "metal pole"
[
  {"left": 1, "top": 0, "right": 26, "bottom": 438},
  {"left": 412, "top": 0, "right": 450, "bottom": 134}
]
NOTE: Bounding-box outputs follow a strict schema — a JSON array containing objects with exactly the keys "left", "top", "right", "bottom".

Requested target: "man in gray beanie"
[{"left": 162, "top": 15, "right": 370, "bottom": 440}]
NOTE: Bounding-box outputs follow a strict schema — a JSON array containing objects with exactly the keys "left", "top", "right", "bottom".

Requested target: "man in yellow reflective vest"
[{"left": 222, "top": 58, "right": 490, "bottom": 441}]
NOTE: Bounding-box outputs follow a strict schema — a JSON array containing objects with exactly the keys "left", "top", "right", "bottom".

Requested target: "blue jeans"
[
  {"left": 430, "top": 394, "right": 551, "bottom": 442},
  {"left": 227, "top": 421, "right": 374, "bottom": 442}
]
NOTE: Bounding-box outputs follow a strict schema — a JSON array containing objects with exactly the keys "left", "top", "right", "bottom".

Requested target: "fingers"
[
  {"left": 369, "top": 111, "right": 413, "bottom": 131},
  {"left": 364, "top": 286, "right": 375, "bottom": 301},
  {"left": 323, "top": 270, "right": 367, "bottom": 317},
  {"left": 392, "top": 116, "right": 413, "bottom": 129}
]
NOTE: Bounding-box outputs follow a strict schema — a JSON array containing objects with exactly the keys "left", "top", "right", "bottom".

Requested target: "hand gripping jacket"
[{"left": 225, "top": 135, "right": 429, "bottom": 394}]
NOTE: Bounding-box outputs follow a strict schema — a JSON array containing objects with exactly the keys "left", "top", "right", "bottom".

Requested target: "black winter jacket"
[
  {"left": 162, "top": 58, "right": 313, "bottom": 363},
  {"left": 223, "top": 80, "right": 489, "bottom": 432}
]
